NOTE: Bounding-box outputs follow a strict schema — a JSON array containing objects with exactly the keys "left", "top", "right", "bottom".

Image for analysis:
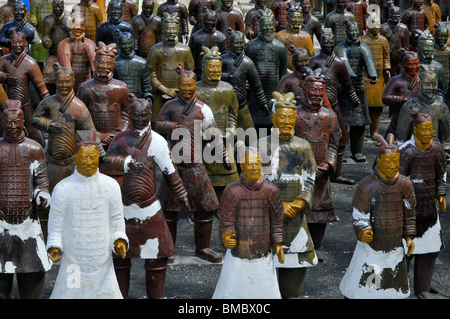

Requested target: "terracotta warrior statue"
[
  {"left": 270, "top": 0, "right": 293, "bottom": 32},
  {"left": 380, "top": 3, "right": 410, "bottom": 77},
  {"left": 41, "top": 0, "right": 71, "bottom": 88},
  {"left": 245, "top": 9, "right": 287, "bottom": 132},
  {"left": 300, "top": 0, "right": 323, "bottom": 44},
  {"left": 156, "top": 0, "right": 189, "bottom": 44},
  {"left": 0, "top": 29, "right": 49, "bottom": 147},
  {"left": 113, "top": 30, "right": 152, "bottom": 103},
  {"left": 345, "top": 0, "right": 368, "bottom": 36},
  {"left": 95, "top": 0, "right": 134, "bottom": 46},
  {"left": 212, "top": 144, "right": 285, "bottom": 299},
  {"left": 47, "top": 132, "right": 128, "bottom": 299},
  {"left": 399, "top": 108, "right": 447, "bottom": 299},
  {"left": 0, "top": 0, "right": 30, "bottom": 31},
  {"left": 130, "top": 0, "right": 162, "bottom": 59},
  {"left": 188, "top": 0, "right": 218, "bottom": 34},
  {"left": 383, "top": 50, "right": 420, "bottom": 139},
  {"left": 339, "top": 133, "right": 416, "bottom": 299},
  {"left": 0, "top": 100, "right": 51, "bottom": 299},
  {"left": 215, "top": 0, "right": 244, "bottom": 47},
  {"left": 32, "top": 63, "right": 102, "bottom": 192},
  {"left": 309, "top": 31, "right": 361, "bottom": 185},
  {"left": 433, "top": 22, "right": 450, "bottom": 106},
  {"left": 401, "top": 0, "right": 428, "bottom": 51},
  {"left": 274, "top": 4, "right": 314, "bottom": 71},
  {"left": 76, "top": 41, "right": 131, "bottom": 177},
  {"left": 244, "top": 0, "right": 266, "bottom": 40},
  {"left": 104, "top": 93, "right": 190, "bottom": 299},
  {"left": 423, "top": 0, "right": 441, "bottom": 35},
  {"left": 57, "top": 12, "right": 96, "bottom": 93},
  {"left": 396, "top": 64, "right": 450, "bottom": 154},
  {"left": 188, "top": 9, "right": 227, "bottom": 78},
  {"left": 146, "top": 12, "right": 194, "bottom": 123},
  {"left": 71, "top": 0, "right": 104, "bottom": 41},
  {"left": 196, "top": 46, "right": 240, "bottom": 198},
  {"left": 29, "top": 0, "right": 52, "bottom": 65},
  {"left": 119, "top": 0, "right": 138, "bottom": 24},
  {"left": 221, "top": 28, "right": 269, "bottom": 131},
  {"left": 335, "top": 18, "right": 377, "bottom": 163},
  {"left": 324, "top": 0, "right": 356, "bottom": 45},
  {"left": 361, "top": 13, "right": 391, "bottom": 139},
  {"left": 155, "top": 67, "right": 231, "bottom": 264},
  {"left": 257, "top": 92, "right": 317, "bottom": 299},
  {"left": 294, "top": 69, "right": 341, "bottom": 262}
]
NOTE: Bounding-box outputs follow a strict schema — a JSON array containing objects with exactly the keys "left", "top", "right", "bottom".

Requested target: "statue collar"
[
  {"left": 220, "top": 5, "right": 233, "bottom": 12},
  {"left": 119, "top": 51, "right": 135, "bottom": 59},
  {"left": 300, "top": 96, "right": 322, "bottom": 112},
  {"left": 417, "top": 92, "right": 436, "bottom": 105},
  {"left": 374, "top": 167, "right": 399, "bottom": 185},
  {"left": 142, "top": 14, "right": 154, "bottom": 26},
  {"left": 240, "top": 173, "right": 265, "bottom": 191},
  {"left": 258, "top": 33, "right": 274, "bottom": 42},
  {"left": 93, "top": 71, "right": 114, "bottom": 84},
  {"left": 271, "top": 127, "right": 294, "bottom": 144},
  {"left": 74, "top": 168, "right": 100, "bottom": 182},
  {"left": 10, "top": 48, "right": 27, "bottom": 68}
]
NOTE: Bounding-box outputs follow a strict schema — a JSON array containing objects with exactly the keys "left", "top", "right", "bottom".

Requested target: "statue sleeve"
[
  {"left": 57, "top": 40, "right": 72, "bottom": 68},
  {"left": 108, "top": 179, "right": 128, "bottom": 251},
  {"left": 435, "top": 145, "right": 447, "bottom": 197},
  {"left": 218, "top": 186, "right": 238, "bottom": 240},
  {"left": 396, "top": 101, "right": 413, "bottom": 143},
  {"left": 402, "top": 178, "right": 416, "bottom": 238},
  {"left": 297, "top": 143, "right": 316, "bottom": 212},
  {"left": 29, "top": 0, "right": 38, "bottom": 26},
  {"left": 41, "top": 16, "right": 52, "bottom": 49},
  {"left": 33, "top": 145, "right": 50, "bottom": 195},
  {"left": 47, "top": 181, "right": 68, "bottom": 251},
  {"left": 361, "top": 43, "right": 378, "bottom": 79},
  {"left": 438, "top": 105, "right": 450, "bottom": 151},
  {"left": 269, "top": 186, "right": 285, "bottom": 245},
  {"left": 352, "top": 180, "right": 372, "bottom": 238}
]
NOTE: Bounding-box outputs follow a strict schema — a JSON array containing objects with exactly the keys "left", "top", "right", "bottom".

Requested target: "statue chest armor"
[
  {"left": 49, "top": 23, "right": 69, "bottom": 54},
  {"left": 434, "top": 49, "right": 450, "bottom": 80},
  {"left": 83, "top": 10, "right": 99, "bottom": 39},
  {"left": 114, "top": 60, "right": 142, "bottom": 94},
  {"left": 408, "top": 11, "right": 427, "bottom": 31},
  {"left": 197, "top": 86, "right": 230, "bottom": 134},
  {"left": 159, "top": 47, "right": 186, "bottom": 89},
  {"left": 71, "top": 44, "right": 91, "bottom": 77},
  {"left": 252, "top": 42, "right": 281, "bottom": 97},
  {"left": 48, "top": 110, "right": 77, "bottom": 159},
  {"left": 138, "top": 25, "right": 157, "bottom": 56},
  {"left": 330, "top": 15, "right": 348, "bottom": 44},
  {"left": 347, "top": 2, "right": 364, "bottom": 31},
  {"left": 0, "top": 144, "right": 33, "bottom": 224},
  {"left": 87, "top": 83, "right": 121, "bottom": 133},
  {"left": 364, "top": 40, "right": 384, "bottom": 74},
  {"left": 35, "top": 1, "right": 53, "bottom": 33}
]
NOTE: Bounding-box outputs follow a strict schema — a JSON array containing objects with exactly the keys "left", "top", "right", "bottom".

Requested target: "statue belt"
[{"left": 45, "top": 152, "right": 75, "bottom": 166}]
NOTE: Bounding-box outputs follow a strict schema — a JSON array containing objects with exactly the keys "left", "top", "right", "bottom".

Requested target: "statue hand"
[
  {"left": 98, "top": 132, "right": 114, "bottom": 144},
  {"left": 274, "top": 243, "right": 284, "bottom": 264},
  {"left": 439, "top": 196, "right": 446, "bottom": 212},
  {"left": 405, "top": 236, "right": 414, "bottom": 257},
  {"left": 48, "top": 247, "right": 62, "bottom": 262},
  {"left": 283, "top": 198, "right": 307, "bottom": 220},
  {"left": 48, "top": 121, "right": 64, "bottom": 134},
  {"left": 316, "top": 162, "right": 331, "bottom": 179},
  {"left": 127, "top": 159, "right": 145, "bottom": 172},
  {"left": 177, "top": 195, "right": 191, "bottom": 213},
  {"left": 114, "top": 239, "right": 128, "bottom": 259},
  {"left": 358, "top": 228, "right": 373, "bottom": 244},
  {"left": 222, "top": 233, "right": 236, "bottom": 249},
  {"left": 222, "top": 155, "right": 232, "bottom": 171}
]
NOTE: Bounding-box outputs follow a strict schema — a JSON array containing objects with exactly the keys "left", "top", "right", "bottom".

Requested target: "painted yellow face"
[
  {"left": 205, "top": 59, "right": 222, "bottom": 82},
  {"left": 377, "top": 152, "right": 400, "bottom": 180},
  {"left": 271, "top": 107, "right": 296, "bottom": 137},
  {"left": 413, "top": 121, "right": 433, "bottom": 147},
  {"left": 74, "top": 144, "right": 100, "bottom": 177},
  {"left": 241, "top": 153, "right": 262, "bottom": 183}
]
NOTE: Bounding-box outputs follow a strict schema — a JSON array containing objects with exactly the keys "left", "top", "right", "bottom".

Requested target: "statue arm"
[
  {"left": 296, "top": 145, "right": 316, "bottom": 212},
  {"left": 118, "top": 89, "right": 131, "bottom": 132},
  {"left": 269, "top": 187, "right": 285, "bottom": 245},
  {"left": 218, "top": 187, "right": 238, "bottom": 244},
  {"left": 361, "top": 43, "right": 378, "bottom": 81},
  {"left": 403, "top": 179, "right": 416, "bottom": 239},
  {"left": 30, "top": 64, "right": 50, "bottom": 100},
  {"left": 41, "top": 16, "right": 52, "bottom": 49},
  {"left": 46, "top": 182, "right": 68, "bottom": 252},
  {"left": 29, "top": 0, "right": 39, "bottom": 27},
  {"left": 57, "top": 40, "right": 72, "bottom": 68},
  {"left": 109, "top": 181, "right": 129, "bottom": 253}
]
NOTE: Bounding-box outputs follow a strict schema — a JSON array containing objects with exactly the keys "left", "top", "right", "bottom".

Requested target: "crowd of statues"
[{"left": 0, "top": 0, "right": 448, "bottom": 300}]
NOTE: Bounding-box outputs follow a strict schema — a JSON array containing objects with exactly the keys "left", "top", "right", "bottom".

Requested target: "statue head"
[
  {"left": 162, "top": 12, "right": 179, "bottom": 46},
  {"left": 375, "top": 133, "right": 399, "bottom": 180},
  {"left": 107, "top": 0, "right": 124, "bottom": 24},
  {"left": 367, "top": 13, "right": 381, "bottom": 37},
  {"left": 417, "top": 30, "right": 435, "bottom": 60},
  {"left": 255, "top": 0, "right": 266, "bottom": 9},
  {"left": 74, "top": 131, "right": 100, "bottom": 178},
  {"left": 221, "top": 0, "right": 234, "bottom": 9},
  {"left": 94, "top": 42, "right": 117, "bottom": 77},
  {"left": 336, "top": 0, "right": 348, "bottom": 12},
  {"left": 2, "top": 100, "right": 24, "bottom": 139},
  {"left": 203, "top": 9, "right": 217, "bottom": 32},
  {"left": 141, "top": 0, "right": 155, "bottom": 18},
  {"left": 271, "top": 91, "right": 297, "bottom": 137},
  {"left": 302, "top": 68, "right": 326, "bottom": 108},
  {"left": 388, "top": 3, "right": 401, "bottom": 24},
  {"left": 12, "top": 1, "right": 26, "bottom": 23},
  {"left": 287, "top": 4, "right": 302, "bottom": 30},
  {"left": 400, "top": 50, "right": 419, "bottom": 77},
  {"left": 419, "top": 64, "right": 438, "bottom": 100},
  {"left": 128, "top": 93, "right": 152, "bottom": 130},
  {"left": 301, "top": 0, "right": 311, "bottom": 14},
  {"left": 53, "top": 0, "right": 65, "bottom": 17},
  {"left": 289, "top": 45, "right": 309, "bottom": 73},
  {"left": 115, "top": 30, "right": 135, "bottom": 56},
  {"left": 53, "top": 62, "right": 75, "bottom": 96},
  {"left": 344, "top": 18, "right": 360, "bottom": 42},
  {"left": 176, "top": 66, "right": 197, "bottom": 100},
  {"left": 9, "top": 29, "right": 26, "bottom": 55},
  {"left": 236, "top": 141, "right": 262, "bottom": 183},
  {"left": 412, "top": 0, "right": 423, "bottom": 10},
  {"left": 320, "top": 31, "right": 335, "bottom": 55},
  {"left": 201, "top": 46, "right": 222, "bottom": 82},
  {"left": 258, "top": 9, "right": 275, "bottom": 38},
  {"left": 410, "top": 108, "right": 433, "bottom": 150},
  {"left": 434, "top": 22, "right": 449, "bottom": 49},
  {"left": 70, "top": 11, "right": 86, "bottom": 38},
  {"left": 227, "top": 28, "right": 245, "bottom": 55}
]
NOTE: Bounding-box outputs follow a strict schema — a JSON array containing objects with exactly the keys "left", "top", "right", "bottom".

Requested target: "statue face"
[
  {"left": 305, "top": 80, "right": 325, "bottom": 107},
  {"left": 205, "top": 59, "right": 222, "bottom": 81},
  {"left": 10, "top": 34, "right": 25, "bottom": 55},
  {"left": 301, "top": 0, "right": 311, "bottom": 13},
  {"left": 347, "top": 24, "right": 360, "bottom": 42},
  {"left": 178, "top": 76, "right": 197, "bottom": 100},
  {"left": 110, "top": 2, "right": 123, "bottom": 23},
  {"left": 368, "top": 26, "right": 380, "bottom": 37},
  {"left": 241, "top": 153, "right": 262, "bottom": 183},
  {"left": 55, "top": 73, "right": 74, "bottom": 96},
  {"left": 419, "top": 39, "right": 435, "bottom": 59},
  {"left": 203, "top": 13, "right": 217, "bottom": 31},
  {"left": 71, "top": 19, "right": 86, "bottom": 37},
  {"left": 321, "top": 35, "right": 335, "bottom": 55},
  {"left": 413, "top": 0, "right": 423, "bottom": 9},
  {"left": 74, "top": 145, "right": 100, "bottom": 177},
  {"left": 377, "top": 152, "right": 400, "bottom": 179},
  {"left": 292, "top": 52, "right": 309, "bottom": 72},
  {"left": 230, "top": 35, "right": 245, "bottom": 54},
  {"left": 271, "top": 107, "right": 296, "bottom": 137},
  {"left": 95, "top": 55, "right": 115, "bottom": 77},
  {"left": 260, "top": 17, "right": 274, "bottom": 38},
  {"left": 130, "top": 104, "right": 151, "bottom": 130},
  {"left": 142, "top": 1, "right": 154, "bottom": 17},
  {"left": 420, "top": 72, "right": 438, "bottom": 100},
  {"left": 3, "top": 111, "right": 24, "bottom": 139},
  {"left": 256, "top": 0, "right": 266, "bottom": 7},
  {"left": 222, "top": 0, "right": 233, "bottom": 8},
  {"left": 288, "top": 11, "right": 302, "bottom": 30},
  {"left": 413, "top": 121, "right": 433, "bottom": 146},
  {"left": 403, "top": 56, "right": 420, "bottom": 76},
  {"left": 13, "top": 3, "right": 26, "bottom": 22},
  {"left": 435, "top": 29, "right": 449, "bottom": 48},
  {"left": 336, "top": 0, "right": 347, "bottom": 11},
  {"left": 118, "top": 34, "right": 134, "bottom": 55},
  {"left": 163, "top": 21, "right": 179, "bottom": 45},
  {"left": 388, "top": 7, "right": 401, "bottom": 23},
  {"left": 53, "top": 0, "right": 64, "bottom": 16}
]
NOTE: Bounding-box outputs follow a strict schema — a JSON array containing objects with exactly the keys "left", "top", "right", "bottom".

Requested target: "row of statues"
[{"left": 0, "top": 0, "right": 447, "bottom": 300}]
